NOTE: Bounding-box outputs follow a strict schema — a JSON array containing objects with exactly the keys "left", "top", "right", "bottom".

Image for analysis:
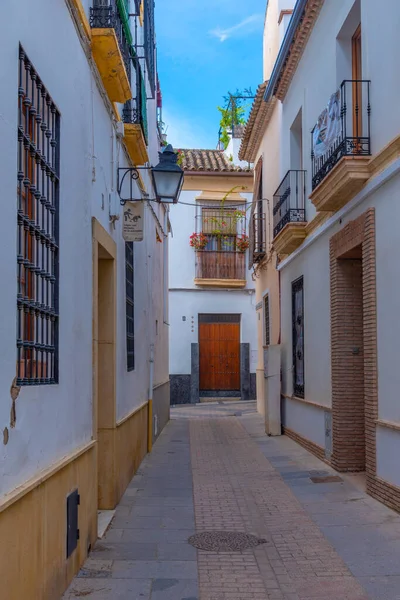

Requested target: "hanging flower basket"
[
  {"left": 190, "top": 232, "right": 208, "bottom": 250},
  {"left": 236, "top": 233, "right": 249, "bottom": 252}
]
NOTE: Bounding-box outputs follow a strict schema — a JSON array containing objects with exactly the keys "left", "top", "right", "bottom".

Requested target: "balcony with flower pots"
[{"left": 191, "top": 207, "right": 248, "bottom": 288}]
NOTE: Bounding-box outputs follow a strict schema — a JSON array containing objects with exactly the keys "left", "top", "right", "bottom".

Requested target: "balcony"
[
  {"left": 122, "top": 58, "right": 149, "bottom": 165},
  {"left": 310, "top": 79, "right": 371, "bottom": 212},
  {"left": 273, "top": 170, "right": 307, "bottom": 256},
  {"left": 195, "top": 251, "right": 246, "bottom": 288},
  {"left": 90, "top": 0, "right": 132, "bottom": 104},
  {"left": 252, "top": 212, "right": 266, "bottom": 264}
]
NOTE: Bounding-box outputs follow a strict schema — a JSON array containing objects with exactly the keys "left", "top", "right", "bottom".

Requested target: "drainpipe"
[
  {"left": 148, "top": 343, "right": 155, "bottom": 452},
  {"left": 163, "top": 206, "right": 169, "bottom": 325}
]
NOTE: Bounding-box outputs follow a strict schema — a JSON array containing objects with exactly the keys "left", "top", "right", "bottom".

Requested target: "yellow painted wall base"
[
  {"left": 0, "top": 444, "right": 97, "bottom": 600},
  {"left": 116, "top": 403, "right": 149, "bottom": 501}
]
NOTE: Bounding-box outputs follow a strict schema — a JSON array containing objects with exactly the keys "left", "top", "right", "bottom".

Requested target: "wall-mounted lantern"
[{"left": 117, "top": 144, "right": 184, "bottom": 205}]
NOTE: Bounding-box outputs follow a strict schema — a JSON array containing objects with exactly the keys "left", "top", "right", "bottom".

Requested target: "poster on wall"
[
  {"left": 312, "top": 89, "right": 341, "bottom": 159},
  {"left": 123, "top": 202, "right": 144, "bottom": 242}
]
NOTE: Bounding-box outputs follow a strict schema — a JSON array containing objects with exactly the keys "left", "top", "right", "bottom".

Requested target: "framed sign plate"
[{"left": 123, "top": 202, "right": 144, "bottom": 242}]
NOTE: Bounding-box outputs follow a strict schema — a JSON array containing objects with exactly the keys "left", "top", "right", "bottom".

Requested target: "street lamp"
[
  {"left": 117, "top": 144, "right": 184, "bottom": 205},
  {"left": 151, "top": 145, "right": 184, "bottom": 204}
]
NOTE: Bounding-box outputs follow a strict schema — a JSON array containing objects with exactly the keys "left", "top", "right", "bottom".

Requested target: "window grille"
[
  {"left": 143, "top": 0, "right": 155, "bottom": 93},
  {"left": 198, "top": 314, "right": 241, "bottom": 324},
  {"left": 17, "top": 47, "right": 60, "bottom": 385},
  {"left": 292, "top": 276, "right": 304, "bottom": 398},
  {"left": 125, "top": 242, "right": 135, "bottom": 371},
  {"left": 264, "top": 295, "right": 270, "bottom": 346}
]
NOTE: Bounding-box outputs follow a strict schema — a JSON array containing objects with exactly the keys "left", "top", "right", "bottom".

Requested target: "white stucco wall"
[
  {"left": 274, "top": 0, "right": 400, "bottom": 483},
  {"left": 169, "top": 186, "right": 257, "bottom": 376},
  {"left": 279, "top": 165, "right": 400, "bottom": 480},
  {"left": 169, "top": 290, "right": 257, "bottom": 375},
  {"left": 0, "top": 0, "right": 168, "bottom": 497}
]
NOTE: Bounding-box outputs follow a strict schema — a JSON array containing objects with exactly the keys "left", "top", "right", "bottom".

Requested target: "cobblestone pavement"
[{"left": 63, "top": 402, "right": 400, "bottom": 600}]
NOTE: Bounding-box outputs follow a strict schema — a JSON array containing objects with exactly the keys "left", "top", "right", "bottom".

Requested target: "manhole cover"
[
  {"left": 310, "top": 475, "right": 343, "bottom": 483},
  {"left": 188, "top": 531, "right": 267, "bottom": 552}
]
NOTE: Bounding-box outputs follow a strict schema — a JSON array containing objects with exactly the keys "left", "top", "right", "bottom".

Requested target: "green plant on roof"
[{"left": 217, "top": 88, "right": 253, "bottom": 150}]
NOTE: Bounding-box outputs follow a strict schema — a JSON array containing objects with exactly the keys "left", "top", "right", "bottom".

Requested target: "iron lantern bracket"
[{"left": 117, "top": 166, "right": 156, "bottom": 205}]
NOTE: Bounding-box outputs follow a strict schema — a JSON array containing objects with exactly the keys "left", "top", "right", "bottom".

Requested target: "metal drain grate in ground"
[
  {"left": 310, "top": 475, "right": 343, "bottom": 483},
  {"left": 188, "top": 531, "right": 267, "bottom": 552}
]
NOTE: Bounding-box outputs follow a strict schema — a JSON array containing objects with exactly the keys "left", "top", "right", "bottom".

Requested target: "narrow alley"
[{"left": 63, "top": 402, "right": 400, "bottom": 600}]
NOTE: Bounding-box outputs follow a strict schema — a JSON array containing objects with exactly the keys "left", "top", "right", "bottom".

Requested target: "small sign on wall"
[{"left": 123, "top": 202, "right": 144, "bottom": 242}]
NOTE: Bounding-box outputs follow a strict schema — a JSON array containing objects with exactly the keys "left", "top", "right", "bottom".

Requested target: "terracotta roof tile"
[
  {"left": 239, "top": 82, "right": 276, "bottom": 163},
  {"left": 178, "top": 149, "right": 252, "bottom": 173}
]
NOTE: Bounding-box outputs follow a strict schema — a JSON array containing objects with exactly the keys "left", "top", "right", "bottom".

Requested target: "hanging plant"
[
  {"left": 236, "top": 233, "right": 249, "bottom": 252},
  {"left": 189, "top": 232, "right": 208, "bottom": 250}
]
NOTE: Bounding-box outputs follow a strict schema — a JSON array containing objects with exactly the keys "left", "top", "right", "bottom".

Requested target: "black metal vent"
[
  {"left": 17, "top": 47, "right": 60, "bottom": 386},
  {"left": 198, "top": 314, "right": 241, "bottom": 324},
  {"left": 67, "top": 489, "right": 80, "bottom": 558}
]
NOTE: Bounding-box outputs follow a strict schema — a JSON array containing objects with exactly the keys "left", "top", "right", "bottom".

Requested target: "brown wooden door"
[
  {"left": 352, "top": 24, "right": 362, "bottom": 140},
  {"left": 199, "top": 322, "right": 240, "bottom": 391}
]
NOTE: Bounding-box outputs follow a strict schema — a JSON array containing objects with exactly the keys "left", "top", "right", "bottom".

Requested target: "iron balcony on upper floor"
[
  {"left": 90, "top": 0, "right": 133, "bottom": 104},
  {"left": 272, "top": 170, "right": 307, "bottom": 256},
  {"left": 122, "top": 57, "right": 149, "bottom": 165},
  {"left": 310, "top": 79, "right": 371, "bottom": 213}
]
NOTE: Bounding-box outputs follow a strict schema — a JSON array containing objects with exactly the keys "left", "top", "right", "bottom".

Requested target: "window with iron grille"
[
  {"left": 292, "top": 276, "right": 304, "bottom": 398},
  {"left": 125, "top": 242, "right": 135, "bottom": 371},
  {"left": 143, "top": 0, "right": 155, "bottom": 94},
  {"left": 264, "top": 295, "right": 270, "bottom": 346},
  {"left": 17, "top": 47, "right": 60, "bottom": 386}
]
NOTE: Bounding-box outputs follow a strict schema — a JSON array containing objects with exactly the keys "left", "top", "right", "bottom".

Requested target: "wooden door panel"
[{"left": 199, "top": 322, "right": 240, "bottom": 391}]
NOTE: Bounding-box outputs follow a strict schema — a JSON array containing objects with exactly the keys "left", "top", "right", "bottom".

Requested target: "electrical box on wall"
[{"left": 66, "top": 489, "right": 80, "bottom": 558}]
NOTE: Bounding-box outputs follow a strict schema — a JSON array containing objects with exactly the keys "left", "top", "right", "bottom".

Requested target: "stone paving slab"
[
  {"left": 63, "top": 402, "right": 400, "bottom": 599},
  {"left": 63, "top": 419, "right": 198, "bottom": 600}
]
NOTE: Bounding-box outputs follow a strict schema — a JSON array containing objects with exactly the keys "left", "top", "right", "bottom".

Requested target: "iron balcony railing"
[
  {"left": 90, "top": 0, "right": 132, "bottom": 78},
  {"left": 144, "top": 0, "right": 156, "bottom": 94},
  {"left": 252, "top": 212, "right": 266, "bottom": 263},
  {"left": 311, "top": 79, "right": 371, "bottom": 190},
  {"left": 195, "top": 251, "right": 246, "bottom": 281},
  {"left": 122, "top": 57, "right": 148, "bottom": 144},
  {"left": 273, "top": 170, "right": 306, "bottom": 238}
]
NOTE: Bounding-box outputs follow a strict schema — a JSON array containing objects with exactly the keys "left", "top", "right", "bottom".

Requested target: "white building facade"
[
  {"left": 169, "top": 144, "right": 257, "bottom": 404},
  {"left": 0, "top": 1, "right": 170, "bottom": 597},
  {"left": 263, "top": 0, "right": 400, "bottom": 512}
]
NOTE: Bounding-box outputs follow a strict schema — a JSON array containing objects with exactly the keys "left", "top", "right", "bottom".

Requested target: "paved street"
[{"left": 63, "top": 402, "right": 400, "bottom": 600}]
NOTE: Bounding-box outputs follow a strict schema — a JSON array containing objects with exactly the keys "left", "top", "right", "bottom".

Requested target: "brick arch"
[{"left": 330, "top": 209, "right": 377, "bottom": 482}]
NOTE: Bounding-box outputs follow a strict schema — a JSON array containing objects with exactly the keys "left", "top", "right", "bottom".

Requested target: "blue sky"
[{"left": 156, "top": 0, "right": 266, "bottom": 150}]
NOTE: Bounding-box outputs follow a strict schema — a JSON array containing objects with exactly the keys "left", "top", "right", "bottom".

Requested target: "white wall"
[
  {"left": 169, "top": 185, "right": 257, "bottom": 376},
  {"left": 169, "top": 189, "right": 254, "bottom": 290},
  {"left": 279, "top": 164, "right": 400, "bottom": 484},
  {"left": 169, "top": 289, "right": 257, "bottom": 375},
  {"left": 278, "top": 0, "right": 400, "bottom": 223},
  {"left": 0, "top": 0, "right": 168, "bottom": 496},
  {"left": 280, "top": 233, "right": 331, "bottom": 407},
  {"left": 0, "top": 0, "right": 94, "bottom": 496}
]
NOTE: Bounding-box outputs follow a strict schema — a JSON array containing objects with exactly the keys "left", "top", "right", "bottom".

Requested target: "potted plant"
[
  {"left": 189, "top": 232, "right": 208, "bottom": 250},
  {"left": 236, "top": 233, "right": 249, "bottom": 252}
]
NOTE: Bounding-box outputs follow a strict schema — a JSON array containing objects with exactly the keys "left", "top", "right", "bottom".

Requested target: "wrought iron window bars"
[
  {"left": 125, "top": 241, "right": 135, "bottom": 371},
  {"left": 17, "top": 47, "right": 60, "bottom": 385},
  {"left": 292, "top": 276, "right": 304, "bottom": 398}
]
